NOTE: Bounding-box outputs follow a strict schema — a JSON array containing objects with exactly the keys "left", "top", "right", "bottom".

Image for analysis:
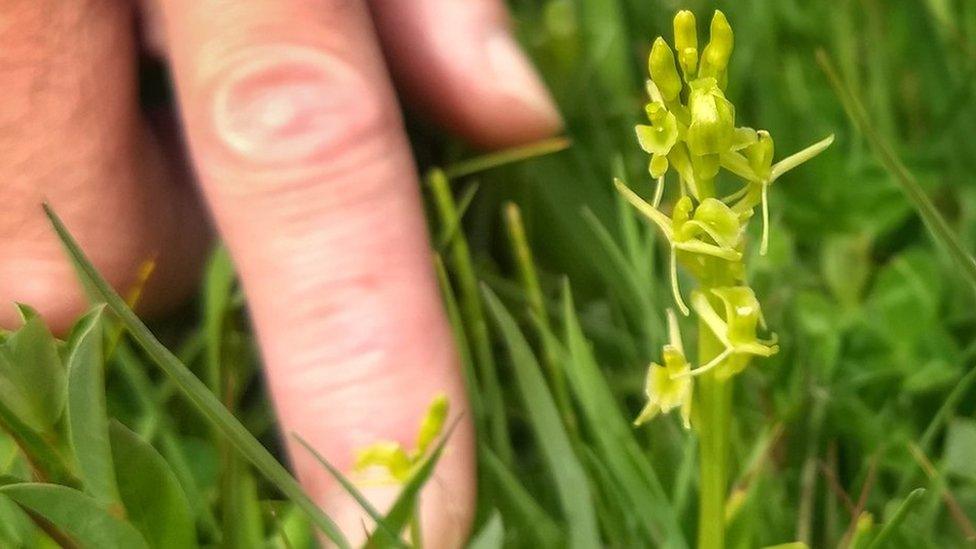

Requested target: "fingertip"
[
  {"left": 371, "top": 0, "right": 563, "bottom": 149},
  {"left": 475, "top": 29, "right": 564, "bottom": 147}
]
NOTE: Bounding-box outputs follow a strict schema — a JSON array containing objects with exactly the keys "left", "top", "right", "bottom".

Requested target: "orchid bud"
[
  {"left": 649, "top": 37, "right": 682, "bottom": 101},
  {"left": 672, "top": 195, "right": 694, "bottom": 229},
  {"left": 415, "top": 393, "right": 449, "bottom": 454},
  {"left": 673, "top": 10, "right": 699, "bottom": 76},
  {"left": 699, "top": 10, "right": 734, "bottom": 81},
  {"left": 650, "top": 154, "right": 669, "bottom": 178}
]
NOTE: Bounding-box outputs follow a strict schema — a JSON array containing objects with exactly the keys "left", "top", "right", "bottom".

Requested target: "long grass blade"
[
  {"left": 866, "top": 488, "right": 925, "bottom": 549},
  {"left": 482, "top": 286, "right": 601, "bottom": 548},
  {"left": 441, "top": 137, "right": 571, "bottom": 180},
  {"left": 817, "top": 50, "right": 976, "bottom": 293},
  {"left": 42, "top": 203, "right": 350, "bottom": 549},
  {"left": 291, "top": 434, "right": 404, "bottom": 547}
]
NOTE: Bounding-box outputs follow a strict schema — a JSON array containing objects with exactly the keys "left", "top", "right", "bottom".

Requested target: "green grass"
[{"left": 3, "top": 1, "right": 976, "bottom": 547}]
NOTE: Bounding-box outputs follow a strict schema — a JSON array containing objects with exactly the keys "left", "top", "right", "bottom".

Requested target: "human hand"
[{"left": 0, "top": 0, "right": 561, "bottom": 545}]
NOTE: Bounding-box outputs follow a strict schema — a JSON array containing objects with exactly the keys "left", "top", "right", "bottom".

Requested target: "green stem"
[
  {"left": 427, "top": 169, "right": 513, "bottom": 464},
  {"left": 409, "top": 503, "right": 424, "bottom": 549},
  {"left": 503, "top": 202, "right": 575, "bottom": 431},
  {"left": 696, "top": 288, "right": 732, "bottom": 549}
]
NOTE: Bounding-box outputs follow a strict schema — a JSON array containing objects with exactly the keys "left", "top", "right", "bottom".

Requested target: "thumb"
[{"left": 157, "top": 0, "right": 475, "bottom": 545}]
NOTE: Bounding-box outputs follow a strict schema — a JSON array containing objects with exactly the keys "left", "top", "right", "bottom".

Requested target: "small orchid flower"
[
  {"left": 688, "top": 287, "right": 778, "bottom": 379},
  {"left": 354, "top": 393, "right": 449, "bottom": 484},
  {"left": 635, "top": 102, "right": 679, "bottom": 182},
  {"left": 722, "top": 133, "right": 835, "bottom": 254},
  {"left": 614, "top": 178, "right": 742, "bottom": 315},
  {"left": 635, "top": 310, "right": 693, "bottom": 429}
]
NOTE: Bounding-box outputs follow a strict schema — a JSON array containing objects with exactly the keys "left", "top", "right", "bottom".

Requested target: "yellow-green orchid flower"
[
  {"left": 353, "top": 393, "right": 449, "bottom": 484},
  {"left": 721, "top": 133, "right": 835, "bottom": 254},
  {"left": 614, "top": 178, "right": 743, "bottom": 315},
  {"left": 689, "top": 287, "right": 778, "bottom": 379},
  {"left": 635, "top": 310, "right": 693, "bottom": 428},
  {"left": 635, "top": 102, "right": 680, "bottom": 182}
]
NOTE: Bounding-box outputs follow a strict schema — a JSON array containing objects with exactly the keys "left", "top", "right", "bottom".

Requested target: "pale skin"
[{"left": 0, "top": 0, "right": 562, "bottom": 546}]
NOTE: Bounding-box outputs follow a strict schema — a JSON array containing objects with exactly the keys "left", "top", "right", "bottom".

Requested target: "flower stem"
[{"left": 696, "top": 291, "right": 732, "bottom": 549}]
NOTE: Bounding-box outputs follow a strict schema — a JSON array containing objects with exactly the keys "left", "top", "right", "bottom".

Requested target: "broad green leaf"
[
  {"left": 110, "top": 421, "right": 197, "bottom": 549},
  {"left": 0, "top": 450, "right": 30, "bottom": 546},
  {"left": 1, "top": 311, "right": 66, "bottom": 434},
  {"left": 67, "top": 306, "right": 120, "bottom": 509},
  {"left": 43, "top": 204, "right": 349, "bottom": 549},
  {"left": 482, "top": 287, "right": 601, "bottom": 548},
  {"left": 0, "top": 483, "right": 148, "bottom": 549},
  {"left": 0, "top": 397, "right": 78, "bottom": 487},
  {"left": 269, "top": 504, "right": 315, "bottom": 549},
  {"left": 113, "top": 341, "right": 220, "bottom": 538}
]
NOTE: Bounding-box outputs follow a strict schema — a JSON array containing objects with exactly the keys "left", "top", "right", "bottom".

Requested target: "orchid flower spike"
[{"left": 629, "top": 9, "right": 833, "bottom": 257}]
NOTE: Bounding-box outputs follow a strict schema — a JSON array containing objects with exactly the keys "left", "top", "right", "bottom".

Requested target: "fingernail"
[{"left": 484, "top": 30, "right": 563, "bottom": 129}]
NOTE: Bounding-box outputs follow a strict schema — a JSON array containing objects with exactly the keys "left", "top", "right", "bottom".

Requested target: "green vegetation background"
[{"left": 2, "top": 0, "right": 976, "bottom": 547}]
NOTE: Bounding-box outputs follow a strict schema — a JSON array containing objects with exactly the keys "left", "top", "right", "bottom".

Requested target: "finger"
[
  {"left": 0, "top": 0, "right": 208, "bottom": 333},
  {"left": 156, "top": 0, "right": 475, "bottom": 545},
  {"left": 368, "top": 0, "right": 562, "bottom": 148}
]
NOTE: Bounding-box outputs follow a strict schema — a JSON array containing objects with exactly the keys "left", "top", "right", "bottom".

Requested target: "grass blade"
[
  {"left": 503, "top": 202, "right": 574, "bottom": 428},
  {"left": 291, "top": 433, "right": 404, "bottom": 547},
  {"left": 427, "top": 169, "right": 512, "bottom": 464},
  {"left": 558, "top": 281, "right": 686, "bottom": 548},
  {"left": 866, "top": 488, "right": 926, "bottom": 549},
  {"left": 42, "top": 203, "right": 350, "bottom": 549},
  {"left": 479, "top": 445, "right": 563, "bottom": 547},
  {"left": 817, "top": 50, "right": 976, "bottom": 293},
  {"left": 434, "top": 255, "right": 484, "bottom": 423},
  {"left": 442, "top": 137, "right": 571, "bottom": 179},
  {"left": 365, "top": 418, "right": 462, "bottom": 548},
  {"left": 482, "top": 286, "right": 602, "bottom": 548}
]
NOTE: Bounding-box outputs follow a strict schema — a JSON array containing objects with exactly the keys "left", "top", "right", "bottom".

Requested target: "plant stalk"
[{"left": 696, "top": 287, "right": 732, "bottom": 549}]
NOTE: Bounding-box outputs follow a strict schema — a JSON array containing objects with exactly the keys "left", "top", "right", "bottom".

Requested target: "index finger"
[{"left": 156, "top": 0, "right": 475, "bottom": 544}]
